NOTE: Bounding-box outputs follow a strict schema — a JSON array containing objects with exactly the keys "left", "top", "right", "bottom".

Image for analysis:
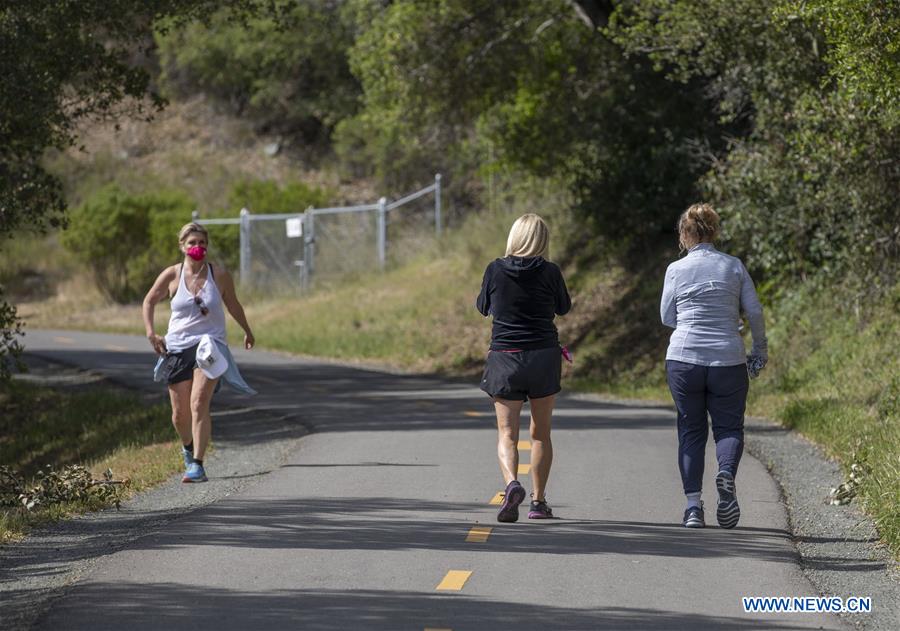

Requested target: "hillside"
[{"left": 47, "top": 95, "right": 377, "bottom": 213}]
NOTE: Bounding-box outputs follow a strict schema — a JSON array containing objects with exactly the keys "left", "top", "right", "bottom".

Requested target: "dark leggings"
[{"left": 666, "top": 360, "right": 749, "bottom": 494}]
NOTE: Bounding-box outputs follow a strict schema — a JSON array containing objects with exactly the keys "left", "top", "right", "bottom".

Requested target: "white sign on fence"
[{"left": 285, "top": 217, "right": 303, "bottom": 238}]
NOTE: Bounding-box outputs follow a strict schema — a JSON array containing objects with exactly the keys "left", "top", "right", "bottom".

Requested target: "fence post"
[
  {"left": 303, "top": 207, "right": 316, "bottom": 285},
  {"left": 306, "top": 207, "right": 316, "bottom": 276},
  {"left": 377, "top": 197, "right": 387, "bottom": 270},
  {"left": 239, "top": 208, "right": 251, "bottom": 284},
  {"left": 295, "top": 260, "right": 308, "bottom": 293},
  {"left": 434, "top": 173, "right": 442, "bottom": 237},
  {"left": 191, "top": 210, "right": 199, "bottom": 222}
]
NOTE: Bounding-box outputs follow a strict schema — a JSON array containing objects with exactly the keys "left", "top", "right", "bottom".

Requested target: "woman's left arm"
[
  {"left": 217, "top": 265, "right": 255, "bottom": 350},
  {"left": 554, "top": 265, "right": 572, "bottom": 316},
  {"left": 739, "top": 263, "right": 767, "bottom": 359}
]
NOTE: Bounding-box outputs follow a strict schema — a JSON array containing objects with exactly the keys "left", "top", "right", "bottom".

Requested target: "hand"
[
  {"left": 753, "top": 349, "right": 768, "bottom": 367},
  {"left": 148, "top": 333, "right": 167, "bottom": 355},
  {"left": 746, "top": 354, "right": 767, "bottom": 378},
  {"left": 244, "top": 331, "right": 255, "bottom": 350}
]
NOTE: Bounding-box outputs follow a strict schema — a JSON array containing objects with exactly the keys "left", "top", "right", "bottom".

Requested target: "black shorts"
[
  {"left": 480, "top": 346, "right": 562, "bottom": 401},
  {"left": 161, "top": 343, "right": 200, "bottom": 385}
]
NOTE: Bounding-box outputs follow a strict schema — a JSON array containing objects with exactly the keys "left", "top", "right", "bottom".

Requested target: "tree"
[
  {"left": 611, "top": 0, "right": 900, "bottom": 287},
  {"left": 155, "top": 0, "right": 360, "bottom": 145},
  {"left": 341, "top": 0, "right": 732, "bottom": 242},
  {"left": 0, "top": 1, "right": 252, "bottom": 378},
  {"left": 341, "top": 0, "right": 898, "bottom": 285}
]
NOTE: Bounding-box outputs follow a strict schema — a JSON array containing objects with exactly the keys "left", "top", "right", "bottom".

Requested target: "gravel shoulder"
[{"left": 743, "top": 415, "right": 899, "bottom": 629}]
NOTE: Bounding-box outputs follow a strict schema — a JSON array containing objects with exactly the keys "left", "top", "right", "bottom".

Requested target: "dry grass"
[
  {"left": 247, "top": 254, "right": 490, "bottom": 374},
  {"left": 16, "top": 272, "right": 152, "bottom": 335}
]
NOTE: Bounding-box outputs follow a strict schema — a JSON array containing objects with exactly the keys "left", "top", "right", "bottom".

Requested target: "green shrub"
[
  {"left": 62, "top": 185, "right": 195, "bottom": 303},
  {"left": 227, "top": 179, "right": 331, "bottom": 214}
]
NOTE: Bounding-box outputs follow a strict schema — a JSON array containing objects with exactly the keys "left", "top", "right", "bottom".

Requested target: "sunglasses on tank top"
[{"left": 194, "top": 296, "right": 209, "bottom": 316}]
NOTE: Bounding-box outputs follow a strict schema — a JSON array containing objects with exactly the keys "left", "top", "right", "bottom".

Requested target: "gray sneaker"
[
  {"left": 683, "top": 502, "right": 705, "bottom": 528},
  {"left": 716, "top": 471, "right": 740, "bottom": 529}
]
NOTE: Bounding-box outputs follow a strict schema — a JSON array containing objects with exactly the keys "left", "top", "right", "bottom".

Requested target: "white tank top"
[{"left": 165, "top": 263, "right": 228, "bottom": 352}]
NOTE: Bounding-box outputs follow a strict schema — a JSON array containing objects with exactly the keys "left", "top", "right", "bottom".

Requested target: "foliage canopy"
[
  {"left": 155, "top": 1, "right": 360, "bottom": 144},
  {"left": 336, "top": 0, "right": 898, "bottom": 285}
]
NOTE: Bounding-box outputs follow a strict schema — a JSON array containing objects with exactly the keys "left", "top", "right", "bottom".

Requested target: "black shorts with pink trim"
[{"left": 480, "top": 346, "right": 562, "bottom": 401}]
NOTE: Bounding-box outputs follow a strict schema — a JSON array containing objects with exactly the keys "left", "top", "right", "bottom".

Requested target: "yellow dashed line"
[
  {"left": 518, "top": 440, "right": 532, "bottom": 450},
  {"left": 489, "top": 492, "right": 504, "bottom": 505},
  {"left": 53, "top": 336, "right": 75, "bottom": 345},
  {"left": 465, "top": 526, "right": 492, "bottom": 543},
  {"left": 464, "top": 410, "right": 486, "bottom": 418},
  {"left": 518, "top": 464, "right": 531, "bottom": 475},
  {"left": 104, "top": 344, "right": 129, "bottom": 352},
  {"left": 436, "top": 570, "right": 472, "bottom": 591}
]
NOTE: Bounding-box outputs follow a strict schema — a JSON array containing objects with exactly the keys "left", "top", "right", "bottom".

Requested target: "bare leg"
[
  {"left": 529, "top": 394, "right": 556, "bottom": 501},
  {"left": 494, "top": 398, "right": 524, "bottom": 485},
  {"left": 168, "top": 380, "right": 193, "bottom": 445},
  {"left": 190, "top": 369, "right": 219, "bottom": 462}
]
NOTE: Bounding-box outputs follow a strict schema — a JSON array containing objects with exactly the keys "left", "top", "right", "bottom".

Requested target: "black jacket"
[{"left": 476, "top": 256, "right": 571, "bottom": 350}]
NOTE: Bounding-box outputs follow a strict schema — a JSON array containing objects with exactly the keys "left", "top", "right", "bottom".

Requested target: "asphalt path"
[{"left": 9, "top": 329, "right": 846, "bottom": 630}]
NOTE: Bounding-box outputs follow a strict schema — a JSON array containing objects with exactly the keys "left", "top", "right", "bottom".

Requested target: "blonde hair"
[
  {"left": 178, "top": 222, "right": 209, "bottom": 245},
  {"left": 677, "top": 203, "right": 720, "bottom": 251},
  {"left": 505, "top": 214, "right": 550, "bottom": 259}
]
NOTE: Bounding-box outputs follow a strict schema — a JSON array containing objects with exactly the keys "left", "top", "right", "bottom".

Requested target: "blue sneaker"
[
  {"left": 497, "top": 480, "right": 526, "bottom": 523},
  {"left": 716, "top": 471, "right": 740, "bottom": 529},
  {"left": 181, "top": 446, "right": 194, "bottom": 469},
  {"left": 683, "top": 502, "right": 705, "bottom": 528},
  {"left": 182, "top": 462, "right": 208, "bottom": 483}
]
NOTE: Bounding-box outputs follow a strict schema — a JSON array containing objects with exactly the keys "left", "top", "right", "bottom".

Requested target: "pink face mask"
[{"left": 186, "top": 245, "right": 207, "bottom": 261}]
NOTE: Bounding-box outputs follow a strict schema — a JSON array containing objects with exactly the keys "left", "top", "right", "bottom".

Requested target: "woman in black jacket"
[{"left": 476, "top": 213, "right": 572, "bottom": 522}]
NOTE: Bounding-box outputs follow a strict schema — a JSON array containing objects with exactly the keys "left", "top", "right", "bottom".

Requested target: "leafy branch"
[{"left": 0, "top": 465, "right": 129, "bottom": 512}]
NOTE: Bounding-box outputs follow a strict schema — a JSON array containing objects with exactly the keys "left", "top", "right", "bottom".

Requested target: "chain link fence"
[{"left": 195, "top": 175, "right": 441, "bottom": 293}]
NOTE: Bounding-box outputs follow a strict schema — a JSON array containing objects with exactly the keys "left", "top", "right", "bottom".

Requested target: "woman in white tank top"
[{"left": 142, "top": 222, "right": 256, "bottom": 483}]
